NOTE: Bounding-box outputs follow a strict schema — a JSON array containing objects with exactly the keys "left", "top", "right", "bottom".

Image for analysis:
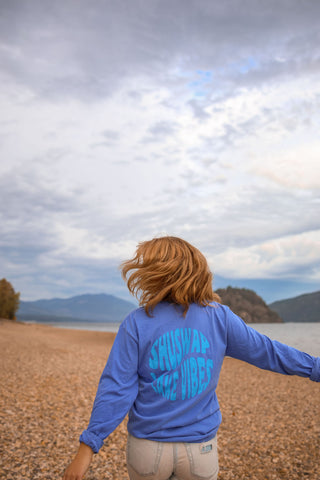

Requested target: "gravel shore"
[{"left": 0, "top": 320, "right": 319, "bottom": 480}]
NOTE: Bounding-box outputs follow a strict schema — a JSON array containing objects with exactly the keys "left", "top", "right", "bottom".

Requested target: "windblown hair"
[{"left": 121, "top": 236, "right": 221, "bottom": 317}]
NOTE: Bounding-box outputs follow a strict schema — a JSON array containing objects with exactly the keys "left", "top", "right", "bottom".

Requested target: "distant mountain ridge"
[
  {"left": 269, "top": 290, "right": 320, "bottom": 323},
  {"left": 17, "top": 293, "right": 136, "bottom": 323},
  {"left": 216, "top": 287, "right": 282, "bottom": 323},
  {"left": 17, "top": 289, "right": 320, "bottom": 325}
]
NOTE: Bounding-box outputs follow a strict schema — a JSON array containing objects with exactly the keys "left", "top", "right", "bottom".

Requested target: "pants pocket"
[
  {"left": 126, "top": 434, "right": 163, "bottom": 476},
  {"left": 185, "top": 436, "right": 219, "bottom": 479}
]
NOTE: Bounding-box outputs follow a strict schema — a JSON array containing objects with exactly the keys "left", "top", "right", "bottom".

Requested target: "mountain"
[
  {"left": 17, "top": 289, "right": 319, "bottom": 325},
  {"left": 269, "top": 290, "right": 320, "bottom": 323},
  {"left": 17, "top": 293, "right": 136, "bottom": 323},
  {"left": 216, "top": 286, "right": 283, "bottom": 323}
]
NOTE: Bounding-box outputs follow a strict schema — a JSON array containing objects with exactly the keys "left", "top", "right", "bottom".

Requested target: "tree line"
[{"left": 0, "top": 278, "right": 20, "bottom": 320}]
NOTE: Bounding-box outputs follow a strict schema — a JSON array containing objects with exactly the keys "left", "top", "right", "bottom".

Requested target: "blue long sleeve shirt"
[{"left": 80, "top": 302, "right": 320, "bottom": 453}]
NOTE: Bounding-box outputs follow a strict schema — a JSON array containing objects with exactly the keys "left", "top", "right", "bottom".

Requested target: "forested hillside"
[
  {"left": 216, "top": 286, "right": 283, "bottom": 323},
  {"left": 269, "top": 291, "right": 320, "bottom": 322}
]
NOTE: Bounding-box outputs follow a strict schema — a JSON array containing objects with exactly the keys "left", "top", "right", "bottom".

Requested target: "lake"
[{"left": 23, "top": 320, "right": 320, "bottom": 357}]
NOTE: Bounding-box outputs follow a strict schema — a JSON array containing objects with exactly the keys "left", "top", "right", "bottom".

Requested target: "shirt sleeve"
[
  {"left": 224, "top": 306, "right": 320, "bottom": 382},
  {"left": 79, "top": 316, "right": 139, "bottom": 453}
]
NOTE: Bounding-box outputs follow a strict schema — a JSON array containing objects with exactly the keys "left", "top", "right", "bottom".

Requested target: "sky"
[{"left": 1, "top": 0, "right": 319, "bottom": 304}]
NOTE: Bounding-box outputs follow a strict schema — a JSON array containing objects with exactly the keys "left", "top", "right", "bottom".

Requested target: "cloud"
[
  {"left": 1, "top": 0, "right": 320, "bottom": 302},
  {"left": 187, "top": 99, "right": 211, "bottom": 120},
  {"left": 211, "top": 230, "right": 320, "bottom": 281},
  {"left": 250, "top": 148, "right": 320, "bottom": 190},
  {"left": 1, "top": 0, "right": 319, "bottom": 101},
  {"left": 101, "top": 129, "right": 121, "bottom": 142},
  {"left": 0, "top": 166, "right": 83, "bottom": 270},
  {"left": 142, "top": 120, "right": 179, "bottom": 143}
]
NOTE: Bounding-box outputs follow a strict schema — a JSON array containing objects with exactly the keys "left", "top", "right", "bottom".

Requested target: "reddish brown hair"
[{"left": 120, "top": 236, "right": 221, "bottom": 316}]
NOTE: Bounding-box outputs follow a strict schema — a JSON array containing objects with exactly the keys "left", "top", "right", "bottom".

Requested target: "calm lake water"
[{"left": 24, "top": 321, "right": 320, "bottom": 356}]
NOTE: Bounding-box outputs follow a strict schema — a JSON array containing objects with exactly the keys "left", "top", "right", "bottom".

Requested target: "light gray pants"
[{"left": 126, "top": 433, "right": 219, "bottom": 480}]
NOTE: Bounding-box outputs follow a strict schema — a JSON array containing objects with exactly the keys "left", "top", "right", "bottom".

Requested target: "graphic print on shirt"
[{"left": 149, "top": 328, "right": 213, "bottom": 401}]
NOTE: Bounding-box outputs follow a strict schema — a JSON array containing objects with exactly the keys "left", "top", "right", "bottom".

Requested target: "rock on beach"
[{"left": 0, "top": 319, "right": 319, "bottom": 480}]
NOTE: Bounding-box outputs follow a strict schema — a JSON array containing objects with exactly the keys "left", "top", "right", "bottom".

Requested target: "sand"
[{"left": 0, "top": 319, "right": 319, "bottom": 480}]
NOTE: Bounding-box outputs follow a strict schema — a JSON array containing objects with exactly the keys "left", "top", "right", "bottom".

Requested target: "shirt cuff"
[
  {"left": 310, "top": 357, "right": 320, "bottom": 382},
  {"left": 79, "top": 430, "right": 104, "bottom": 454}
]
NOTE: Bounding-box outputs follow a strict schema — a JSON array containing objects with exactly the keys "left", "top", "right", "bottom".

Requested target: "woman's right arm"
[
  {"left": 79, "top": 318, "right": 139, "bottom": 453},
  {"left": 62, "top": 315, "right": 139, "bottom": 479},
  {"left": 63, "top": 443, "right": 93, "bottom": 480}
]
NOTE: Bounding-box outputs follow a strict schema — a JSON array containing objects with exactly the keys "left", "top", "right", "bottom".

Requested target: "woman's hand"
[{"left": 63, "top": 443, "right": 94, "bottom": 480}]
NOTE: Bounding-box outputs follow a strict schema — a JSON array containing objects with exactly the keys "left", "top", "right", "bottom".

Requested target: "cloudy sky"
[{"left": 1, "top": 0, "right": 319, "bottom": 304}]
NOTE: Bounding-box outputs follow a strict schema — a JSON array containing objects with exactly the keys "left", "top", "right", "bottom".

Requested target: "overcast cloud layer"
[{"left": 1, "top": 0, "right": 319, "bottom": 303}]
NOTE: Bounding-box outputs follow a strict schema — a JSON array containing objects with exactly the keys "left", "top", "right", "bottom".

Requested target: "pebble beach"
[{"left": 0, "top": 319, "right": 319, "bottom": 480}]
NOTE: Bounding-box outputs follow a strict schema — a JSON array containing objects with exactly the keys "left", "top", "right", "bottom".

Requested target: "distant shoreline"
[{"left": 15, "top": 318, "right": 320, "bottom": 357}]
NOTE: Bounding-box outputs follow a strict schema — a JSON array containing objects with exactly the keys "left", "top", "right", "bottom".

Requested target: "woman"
[{"left": 63, "top": 236, "right": 319, "bottom": 480}]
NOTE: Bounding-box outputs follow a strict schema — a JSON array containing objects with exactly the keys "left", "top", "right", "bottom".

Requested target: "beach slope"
[{"left": 0, "top": 320, "right": 318, "bottom": 479}]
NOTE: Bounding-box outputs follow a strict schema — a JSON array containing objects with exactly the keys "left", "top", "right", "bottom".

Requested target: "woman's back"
[{"left": 127, "top": 302, "right": 225, "bottom": 442}]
